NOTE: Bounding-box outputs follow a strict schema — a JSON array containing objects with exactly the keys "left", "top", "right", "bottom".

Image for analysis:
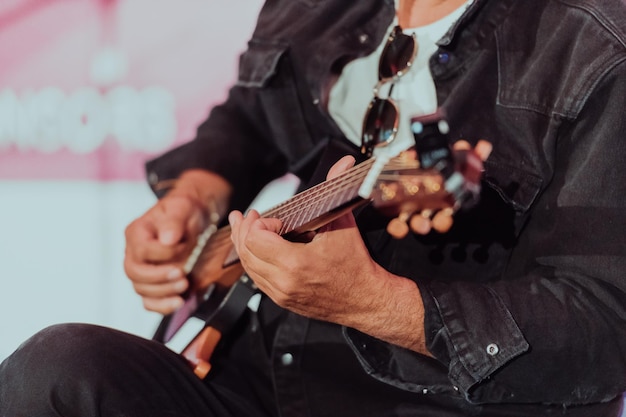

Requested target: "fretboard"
[{"left": 262, "top": 159, "right": 376, "bottom": 236}]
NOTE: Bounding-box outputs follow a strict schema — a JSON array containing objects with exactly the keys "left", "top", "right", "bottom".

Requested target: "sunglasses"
[{"left": 361, "top": 26, "right": 418, "bottom": 157}]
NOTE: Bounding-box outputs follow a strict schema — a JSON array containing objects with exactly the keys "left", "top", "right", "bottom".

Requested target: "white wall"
[{"left": 0, "top": 181, "right": 161, "bottom": 360}]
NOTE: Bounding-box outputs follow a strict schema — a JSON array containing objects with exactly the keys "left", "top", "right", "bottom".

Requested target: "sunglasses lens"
[
  {"left": 362, "top": 98, "right": 398, "bottom": 150},
  {"left": 361, "top": 27, "right": 416, "bottom": 156},
  {"left": 379, "top": 32, "right": 415, "bottom": 80}
]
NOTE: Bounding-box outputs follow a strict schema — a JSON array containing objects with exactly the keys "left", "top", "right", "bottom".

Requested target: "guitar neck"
[
  {"left": 192, "top": 158, "right": 376, "bottom": 273},
  {"left": 262, "top": 159, "right": 374, "bottom": 238}
]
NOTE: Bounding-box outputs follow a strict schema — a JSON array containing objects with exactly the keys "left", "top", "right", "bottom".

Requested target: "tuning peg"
[
  {"left": 387, "top": 212, "right": 410, "bottom": 239},
  {"left": 409, "top": 209, "right": 432, "bottom": 235},
  {"left": 431, "top": 208, "right": 454, "bottom": 233},
  {"left": 453, "top": 139, "right": 492, "bottom": 162},
  {"left": 474, "top": 139, "right": 493, "bottom": 161},
  {"left": 387, "top": 217, "right": 409, "bottom": 239},
  {"left": 452, "top": 140, "right": 471, "bottom": 151},
  {"left": 452, "top": 139, "right": 493, "bottom": 161}
]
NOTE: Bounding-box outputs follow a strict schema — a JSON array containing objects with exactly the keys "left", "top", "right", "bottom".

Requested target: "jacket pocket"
[
  {"left": 236, "top": 41, "right": 289, "bottom": 88},
  {"left": 482, "top": 158, "right": 543, "bottom": 213},
  {"left": 480, "top": 157, "right": 543, "bottom": 240},
  {"left": 236, "top": 40, "right": 318, "bottom": 172}
]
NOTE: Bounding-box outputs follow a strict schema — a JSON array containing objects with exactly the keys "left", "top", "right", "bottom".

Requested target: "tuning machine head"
[{"left": 372, "top": 109, "right": 491, "bottom": 239}]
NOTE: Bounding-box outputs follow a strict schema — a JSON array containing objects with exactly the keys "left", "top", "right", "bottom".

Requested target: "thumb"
[
  {"left": 157, "top": 220, "right": 186, "bottom": 246},
  {"left": 319, "top": 155, "right": 358, "bottom": 233},
  {"left": 326, "top": 155, "right": 356, "bottom": 180},
  {"left": 157, "top": 197, "right": 204, "bottom": 245}
]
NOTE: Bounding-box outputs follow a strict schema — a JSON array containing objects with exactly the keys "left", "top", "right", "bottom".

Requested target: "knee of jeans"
[{"left": 2, "top": 323, "right": 113, "bottom": 379}]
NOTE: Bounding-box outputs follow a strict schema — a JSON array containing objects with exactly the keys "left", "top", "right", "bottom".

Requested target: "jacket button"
[
  {"left": 281, "top": 353, "right": 294, "bottom": 366},
  {"left": 438, "top": 52, "right": 450, "bottom": 64},
  {"left": 486, "top": 343, "right": 499, "bottom": 356},
  {"left": 358, "top": 33, "right": 369, "bottom": 44}
]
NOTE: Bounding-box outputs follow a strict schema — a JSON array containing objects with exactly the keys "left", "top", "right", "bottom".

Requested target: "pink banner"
[{"left": 0, "top": 0, "right": 262, "bottom": 180}]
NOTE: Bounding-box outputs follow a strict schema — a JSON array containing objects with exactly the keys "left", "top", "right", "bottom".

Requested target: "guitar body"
[
  {"left": 153, "top": 237, "right": 253, "bottom": 378},
  {"left": 183, "top": 326, "right": 222, "bottom": 379},
  {"left": 191, "top": 227, "right": 243, "bottom": 291},
  {"left": 179, "top": 271, "right": 258, "bottom": 378}
]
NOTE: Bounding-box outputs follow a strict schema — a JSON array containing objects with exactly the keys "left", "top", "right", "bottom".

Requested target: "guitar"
[{"left": 153, "top": 112, "right": 487, "bottom": 378}]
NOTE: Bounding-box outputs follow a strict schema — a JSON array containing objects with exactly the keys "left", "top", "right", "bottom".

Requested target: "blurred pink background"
[{"left": 0, "top": 0, "right": 261, "bottom": 180}]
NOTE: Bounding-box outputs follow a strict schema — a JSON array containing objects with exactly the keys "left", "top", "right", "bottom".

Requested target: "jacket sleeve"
[
  {"left": 144, "top": 46, "right": 291, "bottom": 211},
  {"left": 345, "top": 60, "right": 626, "bottom": 406}
]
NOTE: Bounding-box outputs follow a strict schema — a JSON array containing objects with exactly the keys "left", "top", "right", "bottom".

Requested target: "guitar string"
[
  {"left": 270, "top": 156, "right": 421, "bottom": 234},
  {"left": 271, "top": 160, "right": 375, "bottom": 234}
]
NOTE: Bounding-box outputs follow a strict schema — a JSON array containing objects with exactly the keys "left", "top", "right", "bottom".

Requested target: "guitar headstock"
[{"left": 368, "top": 111, "right": 490, "bottom": 238}]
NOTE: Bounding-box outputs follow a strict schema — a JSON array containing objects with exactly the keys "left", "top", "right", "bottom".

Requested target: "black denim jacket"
[{"left": 147, "top": 0, "right": 626, "bottom": 414}]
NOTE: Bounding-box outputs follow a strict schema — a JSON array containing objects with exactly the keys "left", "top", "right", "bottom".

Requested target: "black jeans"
[
  {"left": 2, "top": 320, "right": 625, "bottom": 417},
  {"left": 0, "top": 321, "right": 276, "bottom": 417}
]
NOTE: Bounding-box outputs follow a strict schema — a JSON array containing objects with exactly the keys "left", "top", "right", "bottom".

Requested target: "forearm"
[{"left": 344, "top": 266, "right": 432, "bottom": 357}]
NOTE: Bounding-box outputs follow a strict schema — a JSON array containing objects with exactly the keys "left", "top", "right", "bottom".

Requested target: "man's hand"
[
  {"left": 228, "top": 156, "right": 432, "bottom": 355},
  {"left": 123, "top": 170, "right": 231, "bottom": 314}
]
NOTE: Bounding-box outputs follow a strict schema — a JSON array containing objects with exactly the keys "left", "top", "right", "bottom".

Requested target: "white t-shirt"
[{"left": 328, "top": 1, "right": 473, "bottom": 159}]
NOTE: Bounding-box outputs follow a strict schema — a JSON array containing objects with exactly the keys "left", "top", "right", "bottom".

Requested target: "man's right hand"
[{"left": 123, "top": 170, "right": 232, "bottom": 314}]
